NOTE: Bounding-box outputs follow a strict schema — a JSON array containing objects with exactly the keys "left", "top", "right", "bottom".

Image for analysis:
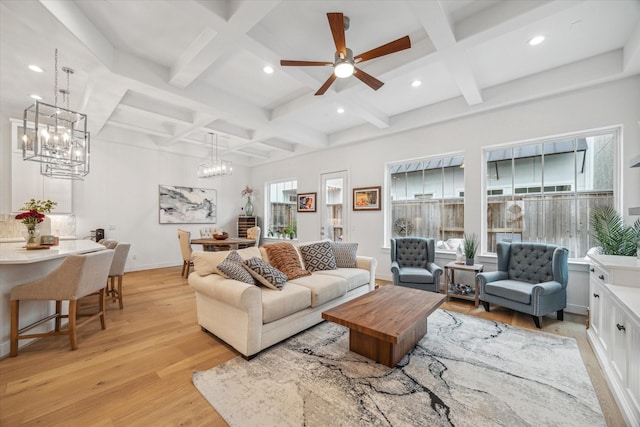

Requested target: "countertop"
[{"left": 0, "top": 240, "right": 104, "bottom": 264}]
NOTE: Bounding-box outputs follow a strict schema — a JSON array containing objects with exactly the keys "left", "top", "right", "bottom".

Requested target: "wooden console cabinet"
[{"left": 587, "top": 254, "right": 640, "bottom": 426}]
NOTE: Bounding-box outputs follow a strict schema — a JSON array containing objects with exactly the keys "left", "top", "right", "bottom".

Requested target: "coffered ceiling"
[{"left": 1, "top": 0, "right": 639, "bottom": 167}]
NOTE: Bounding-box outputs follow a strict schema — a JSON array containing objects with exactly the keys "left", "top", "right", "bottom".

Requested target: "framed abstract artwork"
[
  {"left": 353, "top": 186, "right": 381, "bottom": 211},
  {"left": 159, "top": 185, "right": 216, "bottom": 224},
  {"left": 297, "top": 192, "right": 317, "bottom": 212}
]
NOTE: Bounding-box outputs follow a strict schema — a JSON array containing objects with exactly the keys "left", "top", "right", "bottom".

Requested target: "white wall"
[{"left": 1, "top": 76, "right": 639, "bottom": 284}]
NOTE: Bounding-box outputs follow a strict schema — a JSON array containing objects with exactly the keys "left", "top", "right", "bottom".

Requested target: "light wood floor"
[{"left": 0, "top": 268, "right": 624, "bottom": 426}]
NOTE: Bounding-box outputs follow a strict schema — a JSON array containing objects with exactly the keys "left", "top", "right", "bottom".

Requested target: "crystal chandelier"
[
  {"left": 22, "top": 49, "right": 90, "bottom": 180},
  {"left": 197, "top": 132, "right": 232, "bottom": 178}
]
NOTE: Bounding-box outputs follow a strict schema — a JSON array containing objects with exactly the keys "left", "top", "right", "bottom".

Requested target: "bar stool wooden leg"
[
  {"left": 99, "top": 289, "right": 106, "bottom": 329},
  {"left": 55, "top": 300, "right": 62, "bottom": 331},
  {"left": 117, "top": 275, "right": 124, "bottom": 309},
  {"left": 10, "top": 300, "right": 19, "bottom": 357},
  {"left": 68, "top": 300, "right": 78, "bottom": 350}
]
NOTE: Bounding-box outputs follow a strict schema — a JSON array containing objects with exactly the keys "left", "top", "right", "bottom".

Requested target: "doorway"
[{"left": 320, "top": 171, "right": 348, "bottom": 242}]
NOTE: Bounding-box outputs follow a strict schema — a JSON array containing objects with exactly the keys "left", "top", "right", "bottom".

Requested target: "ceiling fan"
[{"left": 280, "top": 12, "right": 411, "bottom": 96}]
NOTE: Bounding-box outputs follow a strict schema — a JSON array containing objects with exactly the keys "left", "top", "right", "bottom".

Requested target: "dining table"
[{"left": 190, "top": 237, "right": 256, "bottom": 251}]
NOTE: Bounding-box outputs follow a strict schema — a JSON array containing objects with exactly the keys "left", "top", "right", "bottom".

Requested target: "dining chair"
[
  {"left": 246, "top": 226, "right": 261, "bottom": 247},
  {"left": 9, "top": 249, "right": 115, "bottom": 356},
  {"left": 98, "top": 239, "right": 118, "bottom": 249},
  {"left": 178, "top": 229, "right": 194, "bottom": 278},
  {"left": 105, "top": 242, "right": 131, "bottom": 309}
]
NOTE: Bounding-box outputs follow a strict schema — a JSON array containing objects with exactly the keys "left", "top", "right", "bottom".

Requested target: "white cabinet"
[
  {"left": 10, "top": 119, "right": 72, "bottom": 213},
  {"left": 587, "top": 254, "right": 640, "bottom": 426}
]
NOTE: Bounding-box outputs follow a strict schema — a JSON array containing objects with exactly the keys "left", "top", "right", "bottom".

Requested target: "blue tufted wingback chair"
[
  {"left": 477, "top": 242, "right": 569, "bottom": 328},
  {"left": 390, "top": 237, "right": 443, "bottom": 293}
]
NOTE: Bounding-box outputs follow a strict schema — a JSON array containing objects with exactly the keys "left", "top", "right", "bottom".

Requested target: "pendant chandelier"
[
  {"left": 22, "top": 49, "right": 90, "bottom": 180},
  {"left": 197, "top": 132, "right": 232, "bottom": 178}
]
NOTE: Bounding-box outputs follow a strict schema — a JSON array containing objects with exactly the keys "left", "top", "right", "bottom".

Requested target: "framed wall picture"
[
  {"left": 297, "top": 192, "right": 317, "bottom": 212},
  {"left": 159, "top": 185, "right": 217, "bottom": 224},
  {"left": 353, "top": 186, "right": 382, "bottom": 211}
]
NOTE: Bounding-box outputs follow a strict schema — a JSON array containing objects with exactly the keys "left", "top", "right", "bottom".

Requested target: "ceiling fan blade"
[
  {"left": 353, "top": 67, "right": 384, "bottom": 91},
  {"left": 280, "top": 60, "right": 333, "bottom": 67},
  {"left": 327, "top": 13, "right": 347, "bottom": 57},
  {"left": 315, "top": 73, "right": 337, "bottom": 96},
  {"left": 354, "top": 35, "right": 411, "bottom": 63}
]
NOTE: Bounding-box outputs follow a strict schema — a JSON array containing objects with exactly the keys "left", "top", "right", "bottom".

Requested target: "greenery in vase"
[
  {"left": 590, "top": 205, "right": 640, "bottom": 256},
  {"left": 463, "top": 232, "right": 479, "bottom": 260}
]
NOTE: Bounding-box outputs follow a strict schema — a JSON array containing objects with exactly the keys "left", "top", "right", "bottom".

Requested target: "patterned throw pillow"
[
  {"left": 332, "top": 242, "right": 358, "bottom": 268},
  {"left": 217, "top": 251, "right": 255, "bottom": 285},
  {"left": 299, "top": 241, "right": 337, "bottom": 272},
  {"left": 244, "top": 257, "right": 288, "bottom": 290},
  {"left": 264, "top": 243, "right": 311, "bottom": 280}
]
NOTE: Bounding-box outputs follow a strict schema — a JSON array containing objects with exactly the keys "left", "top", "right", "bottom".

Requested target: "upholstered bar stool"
[
  {"left": 10, "top": 249, "right": 115, "bottom": 356},
  {"left": 105, "top": 242, "right": 131, "bottom": 309}
]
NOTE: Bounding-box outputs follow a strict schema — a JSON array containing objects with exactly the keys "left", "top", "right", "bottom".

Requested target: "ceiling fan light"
[{"left": 334, "top": 61, "right": 354, "bottom": 78}]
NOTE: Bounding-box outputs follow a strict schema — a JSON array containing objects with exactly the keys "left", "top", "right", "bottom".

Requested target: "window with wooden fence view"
[
  {"left": 390, "top": 155, "right": 465, "bottom": 244},
  {"left": 485, "top": 130, "right": 616, "bottom": 258},
  {"left": 267, "top": 179, "right": 297, "bottom": 239}
]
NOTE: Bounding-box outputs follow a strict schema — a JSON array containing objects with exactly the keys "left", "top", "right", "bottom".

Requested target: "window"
[
  {"left": 485, "top": 129, "right": 617, "bottom": 258},
  {"left": 388, "top": 154, "right": 465, "bottom": 245},
  {"left": 266, "top": 179, "right": 297, "bottom": 239}
]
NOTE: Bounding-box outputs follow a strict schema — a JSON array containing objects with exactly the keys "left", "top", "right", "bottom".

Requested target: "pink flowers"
[{"left": 241, "top": 185, "right": 254, "bottom": 198}]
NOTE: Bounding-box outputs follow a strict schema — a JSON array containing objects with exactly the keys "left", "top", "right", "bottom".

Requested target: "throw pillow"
[
  {"left": 217, "top": 251, "right": 255, "bottom": 285},
  {"left": 298, "top": 241, "right": 337, "bottom": 272},
  {"left": 264, "top": 243, "right": 311, "bottom": 280},
  {"left": 332, "top": 242, "right": 358, "bottom": 268},
  {"left": 244, "top": 257, "right": 288, "bottom": 290}
]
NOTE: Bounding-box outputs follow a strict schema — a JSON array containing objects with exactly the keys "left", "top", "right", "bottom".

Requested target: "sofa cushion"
[
  {"left": 298, "top": 241, "right": 337, "bottom": 272},
  {"left": 263, "top": 243, "right": 311, "bottom": 280},
  {"left": 193, "top": 247, "right": 261, "bottom": 276},
  {"left": 244, "top": 257, "right": 287, "bottom": 290},
  {"left": 314, "top": 268, "right": 369, "bottom": 291},
  {"left": 332, "top": 242, "right": 358, "bottom": 268},
  {"left": 217, "top": 251, "right": 255, "bottom": 285},
  {"left": 485, "top": 280, "right": 533, "bottom": 305},
  {"left": 288, "top": 273, "right": 346, "bottom": 307},
  {"left": 261, "top": 283, "right": 312, "bottom": 323}
]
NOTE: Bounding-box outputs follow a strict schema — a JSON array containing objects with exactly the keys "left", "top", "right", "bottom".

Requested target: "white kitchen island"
[{"left": 0, "top": 240, "right": 105, "bottom": 357}]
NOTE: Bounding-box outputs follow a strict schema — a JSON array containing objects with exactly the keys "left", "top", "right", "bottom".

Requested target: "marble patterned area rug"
[{"left": 192, "top": 310, "right": 605, "bottom": 427}]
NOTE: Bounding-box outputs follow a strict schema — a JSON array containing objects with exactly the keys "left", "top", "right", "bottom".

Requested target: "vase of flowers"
[
  {"left": 15, "top": 199, "right": 57, "bottom": 247},
  {"left": 241, "top": 185, "right": 254, "bottom": 216}
]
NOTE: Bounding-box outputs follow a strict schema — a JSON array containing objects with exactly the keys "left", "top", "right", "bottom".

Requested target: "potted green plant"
[
  {"left": 463, "top": 233, "right": 479, "bottom": 265},
  {"left": 590, "top": 205, "right": 640, "bottom": 257}
]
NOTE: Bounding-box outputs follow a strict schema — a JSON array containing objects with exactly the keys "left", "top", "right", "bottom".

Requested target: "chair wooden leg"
[
  {"left": 55, "top": 300, "right": 62, "bottom": 331},
  {"left": 117, "top": 275, "right": 124, "bottom": 309},
  {"left": 68, "top": 300, "right": 78, "bottom": 350},
  {"left": 181, "top": 261, "right": 187, "bottom": 277},
  {"left": 532, "top": 315, "right": 542, "bottom": 329},
  {"left": 185, "top": 262, "right": 192, "bottom": 277},
  {"left": 10, "top": 300, "right": 19, "bottom": 357},
  {"left": 557, "top": 309, "right": 564, "bottom": 321}
]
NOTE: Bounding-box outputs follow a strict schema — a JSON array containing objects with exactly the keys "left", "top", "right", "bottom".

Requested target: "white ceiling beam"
[
  {"left": 157, "top": 117, "right": 216, "bottom": 147},
  {"left": 39, "top": 0, "right": 115, "bottom": 68},
  {"left": 623, "top": 21, "right": 640, "bottom": 73},
  {"left": 169, "top": 0, "right": 281, "bottom": 88},
  {"left": 411, "top": 1, "right": 483, "bottom": 106}
]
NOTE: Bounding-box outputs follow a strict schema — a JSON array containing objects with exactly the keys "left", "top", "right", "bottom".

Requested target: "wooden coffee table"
[{"left": 322, "top": 285, "right": 446, "bottom": 367}]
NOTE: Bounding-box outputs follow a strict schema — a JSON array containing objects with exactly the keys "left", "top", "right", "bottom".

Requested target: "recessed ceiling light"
[
  {"left": 337, "top": 107, "right": 345, "bottom": 114},
  {"left": 528, "top": 35, "right": 545, "bottom": 46},
  {"left": 30, "top": 94, "right": 42, "bottom": 100},
  {"left": 411, "top": 80, "right": 422, "bottom": 88},
  {"left": 263, "top": 65, "right": 274, "bottom": 74},
  {"left": 28, "top": 64, "right": 44, "bottom": 73}
]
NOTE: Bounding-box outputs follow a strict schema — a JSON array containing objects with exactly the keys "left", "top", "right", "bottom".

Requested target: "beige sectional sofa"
[{"left": 188, "top": 243, "right": 377, "bottom": 358}]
